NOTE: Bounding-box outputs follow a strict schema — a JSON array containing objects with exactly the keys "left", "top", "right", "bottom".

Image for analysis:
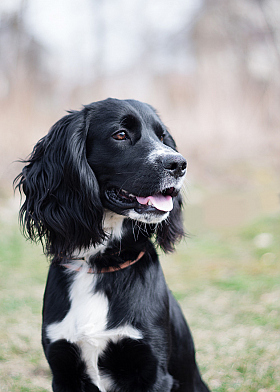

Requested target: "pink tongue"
[{"left": 136, "top": 194, "right": 173, "bottom": 212}]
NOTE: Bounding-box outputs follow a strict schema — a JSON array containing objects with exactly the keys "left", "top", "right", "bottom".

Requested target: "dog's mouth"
[{"left": 105, "top": 187, "right": 178, "bottom": 214}]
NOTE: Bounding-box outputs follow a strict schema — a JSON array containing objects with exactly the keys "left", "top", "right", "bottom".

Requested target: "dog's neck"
[
  {"left": 66, "top": 212, "right": 151, "bottom": 273},
  {"left": 69, "top": 211, "right": 154, "bottom": 272},
  {"left": 72, "top": 211, "right": 124, "bottom": 262}
]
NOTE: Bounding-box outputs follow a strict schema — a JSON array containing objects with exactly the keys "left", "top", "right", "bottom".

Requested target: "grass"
[
  {"left": 0, "top": 213, "right": 51, "bottom": 392},
  {"left": 161, "top": 212, "right": 280, "bottom": 392},
  {"left": 0, "top": 205, "right": 280, "bottom": 391}
]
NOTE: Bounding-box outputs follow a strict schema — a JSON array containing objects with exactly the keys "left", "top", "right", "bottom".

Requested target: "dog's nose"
[{"left": 162, "top": 155, "right": 187, "bottom": 178}]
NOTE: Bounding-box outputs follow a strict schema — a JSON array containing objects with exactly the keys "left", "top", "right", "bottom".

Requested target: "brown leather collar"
[{"left": 62, "top": 250, "right": 145, "bottom": 274}]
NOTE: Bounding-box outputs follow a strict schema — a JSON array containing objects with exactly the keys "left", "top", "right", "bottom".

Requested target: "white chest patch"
[{"left": 46, "top": 269, "right": 142, "bottom": 391}]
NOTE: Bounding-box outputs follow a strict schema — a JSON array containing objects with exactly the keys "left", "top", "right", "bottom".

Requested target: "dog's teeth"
[{"left": 147, "top": 200, "right": 153, "bottom": 206}]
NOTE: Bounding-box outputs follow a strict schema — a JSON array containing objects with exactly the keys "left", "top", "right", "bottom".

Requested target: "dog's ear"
[
  {"left": 155, "top": 193, "right": 185, "bottom": 252},
  {"left": 14, "top": 109, "right": 105, "bottom": 261}
]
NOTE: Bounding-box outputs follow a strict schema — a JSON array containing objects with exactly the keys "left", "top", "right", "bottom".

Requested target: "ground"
[{"left": 0, "top": 187, "right": 279, "bottom": 392}]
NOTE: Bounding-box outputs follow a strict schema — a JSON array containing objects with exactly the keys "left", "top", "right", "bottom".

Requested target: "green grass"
[
  {"left": 161, "top": 211, "right": 280, "bottom": 392},
  {"left": 0, "top": 209, "right": 280, "bottom": 391},
  {"left": 0, "top": 216, "right": 51, "bottom": 392}
]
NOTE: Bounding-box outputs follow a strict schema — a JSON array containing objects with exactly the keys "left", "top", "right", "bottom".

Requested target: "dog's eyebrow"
[
  {"left": 153, "top": 122, "right": 165, "bottom": 136},
  {"left": 120, "top": 114, "right": 140, "bottom": 130}
]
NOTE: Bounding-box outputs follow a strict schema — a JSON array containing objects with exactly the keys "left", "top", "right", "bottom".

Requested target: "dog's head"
[{"left": 15, "top": 98, "right": 186, "bottom": 260}]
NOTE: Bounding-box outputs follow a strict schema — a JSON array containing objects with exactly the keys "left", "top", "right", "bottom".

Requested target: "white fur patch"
[
  {"left": 103, "top": 211, "right": 124, "bottom": 239},
  {"left": 127, "top": 210, "right": 170, "bottom": 224},
  {"left": 147, "top": 141, "right": 179, "bottom": 164},
  {"left": 46, "top": 269, "right": 142, "bottom": 391}
]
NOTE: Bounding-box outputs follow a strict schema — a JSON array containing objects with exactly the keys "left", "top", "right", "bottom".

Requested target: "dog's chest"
[{"left": 46, "top": 270, "right": 142, "bottom": 391}]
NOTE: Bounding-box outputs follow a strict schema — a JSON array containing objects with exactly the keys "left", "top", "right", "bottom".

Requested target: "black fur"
[
  {"left": 15, "top": 98, "right": 210, "bottom": 391},
  {"left": 98, "top": 338, "right": 158, "bottom": 391},
  {"left": 46, "top": 340, "right": 99, "bottom": 392}
]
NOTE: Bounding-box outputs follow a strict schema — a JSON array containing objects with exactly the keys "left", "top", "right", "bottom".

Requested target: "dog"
[{"left": 15, "top": 98, "right": 210, "bottom": 392}]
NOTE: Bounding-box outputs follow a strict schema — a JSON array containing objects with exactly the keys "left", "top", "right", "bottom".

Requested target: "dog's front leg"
[{"left": 46, "top": 339, "right": 99, "bottom": 392}]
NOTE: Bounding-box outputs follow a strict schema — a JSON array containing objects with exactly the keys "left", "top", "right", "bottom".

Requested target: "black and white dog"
[{"left": 15, "top": 99, "right": 210, "bottom": 392}]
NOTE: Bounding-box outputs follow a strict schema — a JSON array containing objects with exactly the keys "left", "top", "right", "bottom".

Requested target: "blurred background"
[
  {"left": 1, "top": 0, "right": 280, "bottom": 200},
  {"left": 0, "top": 0, "right": 280, "bottom": 391}
]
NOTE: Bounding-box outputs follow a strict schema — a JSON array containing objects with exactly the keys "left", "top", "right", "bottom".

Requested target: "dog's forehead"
[
  {"left": 125, "top": 100, "right": 166, "bottom": 129},
  {"left": 124, "top": 99, "right": 157, "bottom": 118},
  {"left": 89, "top": 98, "right": 161, "bottom": 126}
]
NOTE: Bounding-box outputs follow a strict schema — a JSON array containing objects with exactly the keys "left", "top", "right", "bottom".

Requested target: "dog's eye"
[{"left": 112, "top": 131, "right": 128, "bottom": 141}]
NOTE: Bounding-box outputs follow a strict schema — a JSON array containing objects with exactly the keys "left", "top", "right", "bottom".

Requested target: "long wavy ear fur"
[
  {"left": 14, "top": 108, "right": 105, "bottom": 262},
  {"left": 155, "top": 192, "right": 185, "bottom": 253}
]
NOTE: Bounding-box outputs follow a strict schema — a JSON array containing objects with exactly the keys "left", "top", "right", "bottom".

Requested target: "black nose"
[{"left": 162, "top": 155, "right": 187, "bottom": 178}]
